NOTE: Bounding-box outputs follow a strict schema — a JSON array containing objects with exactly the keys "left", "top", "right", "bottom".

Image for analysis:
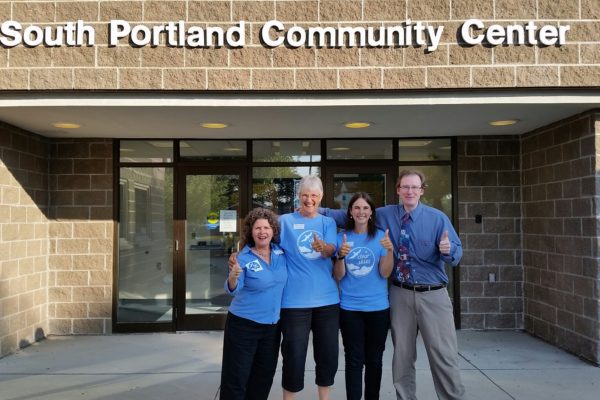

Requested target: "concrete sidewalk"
[{"left": 0, "top": 330, "right": 598, "bottom": 400}]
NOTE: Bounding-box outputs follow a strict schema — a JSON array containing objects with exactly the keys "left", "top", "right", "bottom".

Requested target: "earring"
[{"left": 349, "top": 215, "right": 353, "bottom": 219}]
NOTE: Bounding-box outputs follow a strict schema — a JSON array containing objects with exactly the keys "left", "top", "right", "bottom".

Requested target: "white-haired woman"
[{"left": 278, "top": 175, "right": 339, "bottom": 400}]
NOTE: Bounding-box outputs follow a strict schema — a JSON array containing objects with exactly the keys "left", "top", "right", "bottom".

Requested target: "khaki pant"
[{"left": 390, "top": 285, "right": 466, "bottom": 400}]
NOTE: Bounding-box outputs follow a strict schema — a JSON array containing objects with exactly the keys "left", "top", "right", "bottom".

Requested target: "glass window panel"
[
  {"left": 120, "top": 140, "right": 173, "bottom": 162},
  {"left": 180, "top": 140, "right": 246, "bottom": 160},
  {"left": 327, "top": 140, "right": 393, "bottom": 160},
  {"left": 185, "top": 174, "right": 240, "bottom": 315},
  {"left": 118, "top": 167, "right": 173, "bottom": 323},
  {"left": 253, "top": 140, "right": 321, "bottom": 162},
  {"left": 252, "top": 166, "right": 321, "bottom": 214},
  {"left": 398, "top": 138, "right": 451, "bottom": 161},
  {"left": 332, "top": 173, "right": 387, "bottom": 209}
]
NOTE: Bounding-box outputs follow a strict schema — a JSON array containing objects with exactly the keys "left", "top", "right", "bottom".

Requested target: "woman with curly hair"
[{"left": 220, "top": 207, "right": 288, "bottom": 400}]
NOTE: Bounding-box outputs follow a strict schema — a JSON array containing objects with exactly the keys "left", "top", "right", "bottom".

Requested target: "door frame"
[{"left": 174, "top": 166, "right": 248, "bottom": 330}]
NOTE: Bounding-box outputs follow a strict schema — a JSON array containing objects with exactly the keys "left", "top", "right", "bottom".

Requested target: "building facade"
[{"left": 0, "top": 0, "right": 599, "bottom": 364}]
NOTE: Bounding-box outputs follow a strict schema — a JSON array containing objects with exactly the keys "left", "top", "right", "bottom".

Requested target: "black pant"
[
  {"left": 280, "top": 304, "right": 340, "bottom": 392},
  {"left": 220, "top": 312, "right": 280, "bottom": 400},
  {"left": 340, "top": 308, "right": 390, "bottom": 400}
]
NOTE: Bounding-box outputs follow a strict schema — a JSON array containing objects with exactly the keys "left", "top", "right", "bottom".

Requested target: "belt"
[{"left": 392, "top": 281, "right": 446, "bottom": 292}]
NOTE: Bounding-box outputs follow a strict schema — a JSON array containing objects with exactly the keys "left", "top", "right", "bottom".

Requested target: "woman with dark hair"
[
  {"left": 220, "top": 207, "right": 287, "bottom": 400},
  {"left": 333, "top": 192, "right": 393, "bottom": 400}
]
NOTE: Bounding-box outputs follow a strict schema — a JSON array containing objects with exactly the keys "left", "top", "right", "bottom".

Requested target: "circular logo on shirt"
[
  {"left": 345, "top": 247, "right": 376, "bottom": 277},
  {"left": 296, "top": 230, "right": 322, "bottom": 260}
]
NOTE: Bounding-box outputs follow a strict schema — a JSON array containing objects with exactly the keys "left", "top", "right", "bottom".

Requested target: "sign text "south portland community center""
[{"left": 0, "top": 19, "right": 570, "bottom": 52}]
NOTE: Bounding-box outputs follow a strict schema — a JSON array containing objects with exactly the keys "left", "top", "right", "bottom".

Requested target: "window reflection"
[
  {"left": 252, "top": 166, "right": 320, "bottom": 214},
  {"left": 118, "top": 167, "right": 173, "bottom": 323}
]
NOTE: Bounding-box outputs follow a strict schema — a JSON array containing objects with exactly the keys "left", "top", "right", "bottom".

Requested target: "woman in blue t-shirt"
[
  {"left": 333, "top": 192, "right": 393, "bottom": 400},
  {"left": 220, "top": 208, "right": 287, "bottom": 400}
]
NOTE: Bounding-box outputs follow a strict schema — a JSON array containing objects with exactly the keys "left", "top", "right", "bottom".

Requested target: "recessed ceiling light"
[
  {"left": 201, "top": 122, "right": 229, "bottom": 129},
  {"left": 52, "top": 122, "right": 80, "bottom": 129},
  {"left": 489, "top": 119, "right": 519, "bottom": 126},
  {"left": 344, "top": 122, "right": 371, "bottom": 129},
  {"left": 331, "top": 147, "right": 351, "bottom": 151}
]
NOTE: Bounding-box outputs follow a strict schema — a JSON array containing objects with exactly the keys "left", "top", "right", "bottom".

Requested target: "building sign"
[{"left": 0, "top": 19, "right": 570, "bottom": 51}]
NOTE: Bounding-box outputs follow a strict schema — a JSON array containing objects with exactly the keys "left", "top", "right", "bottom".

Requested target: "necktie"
[{"left": 395, "top": 212, "right": 411, "bottom": 282}]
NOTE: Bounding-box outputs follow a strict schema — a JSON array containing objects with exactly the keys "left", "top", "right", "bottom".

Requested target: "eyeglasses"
[{"left": 399, "top": 185, "right": 422, "bottom": 192}]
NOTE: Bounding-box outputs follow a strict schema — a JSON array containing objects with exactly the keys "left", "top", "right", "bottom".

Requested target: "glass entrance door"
[{"left": 176, "top": 168, "right": 244, "bottom": 330}]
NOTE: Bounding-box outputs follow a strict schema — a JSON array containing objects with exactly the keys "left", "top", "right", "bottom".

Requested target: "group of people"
[{"left": 220, "top": 171, "right": 466, "bottom": 400}]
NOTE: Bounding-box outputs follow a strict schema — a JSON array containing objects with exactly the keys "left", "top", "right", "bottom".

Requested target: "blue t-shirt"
[
  {"left": 336, "top": 229, "right": 389, "bottom": 311},
  {"left": 279, "top": 212, "right": 339, "bottom": 308},
  {"left": 225, "top": 243, "right": 287, "bottom": 324}
]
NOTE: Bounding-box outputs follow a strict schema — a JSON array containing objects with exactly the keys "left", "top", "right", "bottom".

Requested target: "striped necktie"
[{"left": 395, "top": 212, "right": 411, "bottom": 283}]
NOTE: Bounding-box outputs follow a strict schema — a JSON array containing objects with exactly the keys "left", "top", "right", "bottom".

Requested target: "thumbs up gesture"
[
  {"left": 439, "top": 230, "right": 451, "bottom": 255},
  {"left": 338, "top": 234, "right": 352, "bottom": 258},
  {"left": 311, "top": 233, "right": 326, "bottom": 253},
  {"left": 227, "top": 256, "right": 242, "bottom": 291},
  {"left": 380, "top": 229, "right": 393, "bottom": 252}
]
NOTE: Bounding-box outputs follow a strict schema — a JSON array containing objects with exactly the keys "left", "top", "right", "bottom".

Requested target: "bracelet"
[{"left": 337, "top": 255, "right": 345, "bottom": 260}]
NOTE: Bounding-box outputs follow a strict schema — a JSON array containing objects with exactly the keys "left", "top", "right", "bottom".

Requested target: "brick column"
[
  {"left": 522, "top": 112, "right": 600, "bottom": 364},
  {"left": 48, "top": 139, "right": 113, "bottom": 335},
  {"left": 457, "top": 135, "right": 523, "bottom": 329},
  {"left": 0, "top": 124, "right": 49, "bottom": 357}
]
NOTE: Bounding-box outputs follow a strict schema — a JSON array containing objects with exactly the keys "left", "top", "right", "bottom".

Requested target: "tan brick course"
[
  {"left": 319, "top": 0, "right": 362, "bottom": 22},
  {"left": 252, "top": 68, "right": 294, "bottom": 89},
  {"left": 144, "top": 1, "right": 187, "bottom": 21},
  {"left": 428, "top": 66, "right": 470, "bottom": 87},
  {"left": 495, "top": 0, "right": 536, "bottom": 19},
  {"left": 100, "top": 1, "right": 143, "bottom": 21},
  {"left": 408, "top": 0, "right": 450, "bottom": 20},
  {"left": 189, "top": 1, "right": 232, "bottom": 22},
  {"left": 12, "top": 2, "right": 56, "bottom": 23},
  {"left": 451, "top": 0, "right": 493, "bottom": 19},
  {"left": 364, "top": 0, "right": 405, "bottom": 21},
  {"left": 276, "top": 1, "right": 318, "bottom": 22},
  {"left": 296, "top": 68, "right": 337, "bottom": 89},
  {"left": 97, "top": 46, "right": 140, "bottom": 68},
  {"left": 232, "top": 1, "right": 274, "bottom": 22},
  {"left": 56, "top": 2, "right": 99, "bottom": 22},
  {"left": 163, "top": 68, "right": 207, "bottom": 89},
  {"left": 339, "top": 68, "right": 381, "bottom": 89},
  {"left": 473, "top": 66, "right": 515, "bottom": 87}
]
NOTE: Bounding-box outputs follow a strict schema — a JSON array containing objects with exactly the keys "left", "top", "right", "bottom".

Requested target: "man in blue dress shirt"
[{"left": 322, "top": 170, "right": 465, "bottom": 400}]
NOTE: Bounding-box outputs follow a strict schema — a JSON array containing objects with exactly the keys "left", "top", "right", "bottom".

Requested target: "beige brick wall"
[
  {"left": 0, "top": 124, "right": 49, "bottom": 357},
  {"left": 0, "top": 130, "right": 113, "bottom": 358},
  {"left": 0, "top": 0, "right": 598, "bottom": 90},
  {"left": 521, "top": 112, "right": 600, "bottom": 364},
  {"left": 48, "top": 139, "right": 113, "bottom": 336}
]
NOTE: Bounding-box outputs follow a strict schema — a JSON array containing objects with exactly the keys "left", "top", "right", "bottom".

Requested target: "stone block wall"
[
  {"left": 0, "top": 0, "right": 598, "bottom": 90},
  {"left": 457, "top": 135, "right": 523, "bottom": 329},
  {"left": 522, "top": 112, "right": 600, "bottom": 364},
  {"left": 48, "top": 139, "right": 114, "bottom": 336},
  {"left": 0, "top": 131, "right": 113, "bottom": 358},
  {"left": 0, "top": 123, "right": 49, "bottom": 357}
]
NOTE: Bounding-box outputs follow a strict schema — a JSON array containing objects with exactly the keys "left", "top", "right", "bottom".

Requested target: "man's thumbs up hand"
[{"left": 439, "top": 230, "right": 451, "bottom": 255}]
